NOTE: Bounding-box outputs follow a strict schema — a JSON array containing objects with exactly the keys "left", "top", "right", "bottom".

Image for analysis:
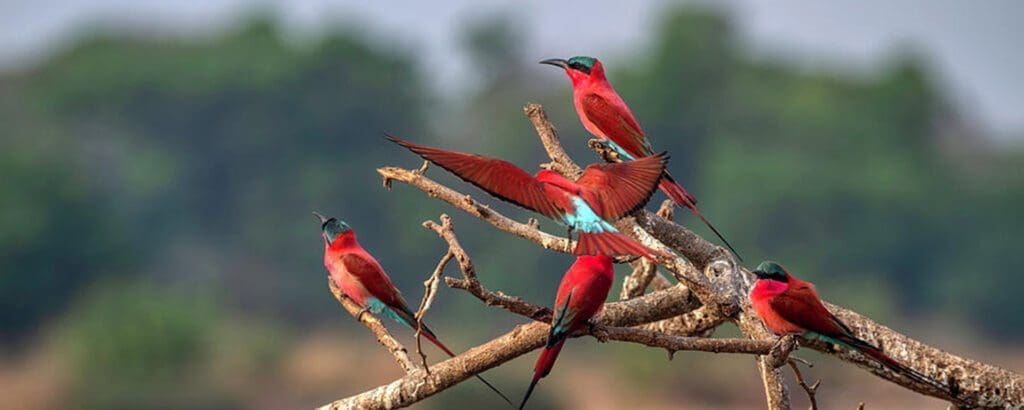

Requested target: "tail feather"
[
  {"left": 520, "top": 340, "right": 566, "bottom": 409},
  {"left": 658, "top": 175, "right": 742, "bottom": 261},
  {"left": 659, "top": 173, "right": 698, "bottom": 207},
  {"left": 575, "top": 231, "right": 658, "bottom": 260},
  {"left": 689, "top": 206, "right": 743, "bottom": 262},
  {"left": 417, "top": 326, "right": 457, "bottom": 357},
  {"left": 399, "top": 314, "right": 514, "bottom": 408},
  {"left": 835, "top": 335, "right": 948, "bottom": 395}
]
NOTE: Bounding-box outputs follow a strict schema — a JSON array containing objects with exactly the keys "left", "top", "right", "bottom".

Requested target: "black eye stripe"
[{"left": 568, "top": 61, "right": 591, "bottom": 74}]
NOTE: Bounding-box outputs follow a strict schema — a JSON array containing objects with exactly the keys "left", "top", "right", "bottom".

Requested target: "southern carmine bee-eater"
[
  {"left": 519, "top": 254, "right": 615, "bottom": 409},
  {"left": 749, "top": 261, "right": 945, "bottom": 391},
  {"left": 387, "top": 136, "right": 669, "bottom": 259},
  {"left": 541, "top": 56, "right": 741, "bottom": 261},
  {"left": 314, "top": 212, "right": 513, "bottom": 406}
]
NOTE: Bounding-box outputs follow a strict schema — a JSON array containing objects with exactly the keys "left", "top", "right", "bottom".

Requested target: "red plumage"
[
  {"left": 319, "top": 222, "right": 511, "bottom": 404},
  {"left": 749, "top": 262, "right": 948, "bottom": 394},
  {"left": 575, "top": 230, "right": 655, "bottom": 260},
  {"left": 324, "top": 229, "right": 458, "bottom": 352},
  {"left": 520, "top": 255, "right": 615, "bottom": 409},
  {"left": 532, "top": 339, "right": 565, "bottom": 380},
  {"left": 546, "top": 56, "right": 741, "bottom": 260},
  {"left": 388, "top": 136, "right": 667, "bottom": 259},
  {"left": 750, "top": 271, "right": 849, "bottom": 337},
  {"left": 330, "top": 241, "right": 405, "bottom": 310}
]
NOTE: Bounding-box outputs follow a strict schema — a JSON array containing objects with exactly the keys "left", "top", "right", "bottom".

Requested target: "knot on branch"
[
  {"left": 766, "top": 334, "right": 800, "bottom": 369},
  {"left": 328, "top": 103, "right": 1024, "bottom": 410},
  {"left": 704, "top": 259, "right": 734, "bottom": 282}
]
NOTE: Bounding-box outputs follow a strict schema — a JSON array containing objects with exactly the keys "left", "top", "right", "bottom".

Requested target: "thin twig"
[
  {"left": 322, "top": 292, "right": 776, "bottom": 410},
  {"left": 620, "top": 258, "right": 658, "bottom": 300},
  {"left": 789, "top": 359, "right": 821, "bottom": 410},
  {"left": 334, "top": 103, "right": 1024, "bottom": 409},
  {"left": 414, "top": 249, "right": 454, "bottom": 373}
]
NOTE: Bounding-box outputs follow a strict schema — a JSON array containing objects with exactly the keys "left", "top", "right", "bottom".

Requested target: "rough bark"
[{"left": 322, "top": 103, "right": 1022, "bottom": 409}]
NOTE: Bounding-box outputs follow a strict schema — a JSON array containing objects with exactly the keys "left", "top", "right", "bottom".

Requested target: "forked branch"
[{"left": 322, "top": 104, "right": 1022, "bottom": 409}]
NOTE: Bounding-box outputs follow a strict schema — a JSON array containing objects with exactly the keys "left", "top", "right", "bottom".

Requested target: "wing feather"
[
  {"left": 388, "top": 136, "right": 561, "bottom": 218},
  {"left": 341, "top": 253, "right": 410, "bottom": 311},
  {"left": 576, "top": 152, "right": 667, "bottom": 220},
  {"left": 768, "top": 283, "right": 849, "bottom": 337},
  {"left": 580, "top": 93, "right": 654, "bottom": 157}
]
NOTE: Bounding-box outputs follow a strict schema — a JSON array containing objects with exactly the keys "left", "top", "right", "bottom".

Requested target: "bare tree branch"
[
  {"left": 603, "top": 326, "right": 774, "bottom": 356},
  {"left": 427, "top": 213, "right": 703, "bottom": 327},
  {"left": 380, "top": 167, "right": 572, "bottom": 254},
  {"left": 413, "top": 249, "right": 452, "bottom": 372},
  {"left": 620, "top": 258, "right": 658, "bottom": 300},
  {"left": 325, "top": 103, "right": 1023, "bottom": 409},
  {"left": 640, "top": 305, "right": 726, "bottom": 338},
  {"left": 788, "top": 360, "right": 820, "bottom": 410},
  {"left": 521, "top": 101, "right": 792, "bottom": 408},
  {"left": 318, "top": 321, "right": 549, "bottom": 410},
  {"left": 425, "top": 215, "right": 552, "bottom": 322},
  {"left": 321, "top": 284, "right": 779, "bottom": 410},
  {"left": 327, "top": 280, "right": 420, "bottom": 374}
]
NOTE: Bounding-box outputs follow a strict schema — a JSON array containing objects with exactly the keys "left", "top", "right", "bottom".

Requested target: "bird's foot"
[
  {"left": 588, "top": 139, "right": 636, "bottom": 162},
  {"left": 526, "top": 217, "right": 540, "bottom": 230},
  {"left": 355, "top": 306, "right": 372, "bottom": 322},
  {"left": 588, "top": 320, "right": 609, "bottom": 342},
  {"left": 588, "top": 139, "right": 622, "bottom": 163},
  {"left": 415, "top": 160, "right": 430, "bottom": 174}
]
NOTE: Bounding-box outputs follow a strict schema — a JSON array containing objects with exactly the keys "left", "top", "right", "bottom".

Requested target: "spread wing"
[
  {"left": 768, "top": 282, "right": 850, "bottom": 337},
  {"left": 580, "top": 93, "right": 654, "bottom": 157},
  {"left": 340, "top": 253, "right": 410, "bottom": 311},
  {"left": 388, "top": 136, "right": 561, "bottom": 219},
  {"left": 575, "top": 152, "right": 667, "bottom": 220}
]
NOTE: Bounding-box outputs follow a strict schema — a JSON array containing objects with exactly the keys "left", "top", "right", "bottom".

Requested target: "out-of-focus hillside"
[{"left": 1, "top": 7, "right": 1021, "bottom": 409}]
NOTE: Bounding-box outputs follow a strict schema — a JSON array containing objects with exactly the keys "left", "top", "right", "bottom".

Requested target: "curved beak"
[
  {"left": 539, "top": 58, "right": 569, "bottom": 69},
  {"left": 751, "top": 270, "right": 769, "bottom": 280},
  {"left": 312, "top": 211, "right": 329, "bottom": 225}
]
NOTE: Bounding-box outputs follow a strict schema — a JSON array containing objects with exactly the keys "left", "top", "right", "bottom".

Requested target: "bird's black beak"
[
  {"left": 751, "top": 270, "right": 769, "bottom": 280},
  {"left": 312, "top": 211, "right": 329, "bottom": 226},
  {"left": 539, "top": 58, "right": 569, "bottom": 70}
]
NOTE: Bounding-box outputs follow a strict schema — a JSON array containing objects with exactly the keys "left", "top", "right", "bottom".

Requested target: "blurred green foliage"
[
  {"left": 0, "top": 6, "right": 1023, "bottom": 407},
  {"left": 62, "top": 281, "right": 229, "bottom": 409}
]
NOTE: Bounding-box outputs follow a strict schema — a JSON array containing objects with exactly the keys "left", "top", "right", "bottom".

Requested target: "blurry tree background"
[{"left": 1, "top": 6, "right": 1021, "bottom": 409}]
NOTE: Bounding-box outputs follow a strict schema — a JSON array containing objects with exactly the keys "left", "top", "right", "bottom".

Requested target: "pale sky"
[{"left": 1, "top": 0, "right": 1021, "bottom": 139}]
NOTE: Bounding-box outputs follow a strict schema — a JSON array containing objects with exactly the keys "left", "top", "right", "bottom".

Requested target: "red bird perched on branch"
[
  {"left": 541, "top": 56, "right": 741, "bottom": 261},
  {"left": 314, "top": 212, "right": 513, "bottom": 406},
  {"left": 387, "top": 135, "right": 668, "bottom": 259},
  {"left": 520, "top": 254, "right": 615, "bottom": 409},
  {"left": 749, "top": 261, "right": 946, "bottom": 392}
]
